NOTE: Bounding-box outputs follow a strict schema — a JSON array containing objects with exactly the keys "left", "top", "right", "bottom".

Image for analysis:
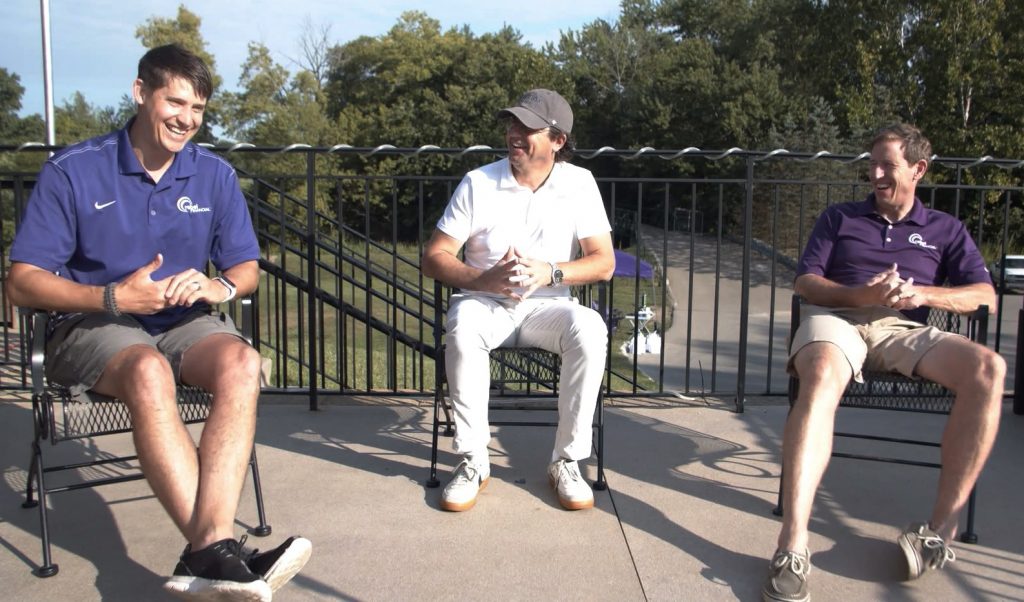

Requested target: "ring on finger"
[{"left": 191, "top": 281, "right": 201, "bottom": 289}]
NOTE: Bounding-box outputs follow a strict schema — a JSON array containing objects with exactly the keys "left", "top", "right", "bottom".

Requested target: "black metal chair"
[
  {"left": 22, "top": 298, "right": 271, "bottom": 577},
  {"left": 774, "top": 294, "right": 988, "bottom": 543},
  {"left": 426, "top": 282, "right": 608, "bottom": 492}
]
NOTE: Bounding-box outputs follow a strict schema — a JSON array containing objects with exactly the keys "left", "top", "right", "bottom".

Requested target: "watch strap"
[{"left": 212, "top": 276, "right": 237, "bottom": 303}]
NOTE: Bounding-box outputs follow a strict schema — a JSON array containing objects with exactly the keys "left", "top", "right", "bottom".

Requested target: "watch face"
[{"left": 553, "top": 269, "right": 564, "bottom": 284}]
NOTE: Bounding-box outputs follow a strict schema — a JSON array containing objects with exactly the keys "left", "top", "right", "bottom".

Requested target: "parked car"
[{"left": 990, "top": 255, "right": 1024, "bottom": 292}]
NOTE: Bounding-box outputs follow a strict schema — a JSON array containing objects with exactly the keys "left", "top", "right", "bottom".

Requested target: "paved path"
[{"left": 2, "top": 397, "right": 1022, "bottom": 600}]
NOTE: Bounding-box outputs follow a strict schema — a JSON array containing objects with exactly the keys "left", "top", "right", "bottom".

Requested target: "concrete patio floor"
[{"left": 1, "top": 394, "right": 1021, "bottom": 601}]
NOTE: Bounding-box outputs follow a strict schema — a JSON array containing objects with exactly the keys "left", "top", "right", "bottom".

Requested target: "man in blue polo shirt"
[
  {"left": 7, "top": 44, "right": 310, "bottom": 601},
  {"left": 762, "top": 124, "right": 1005, "bottom": 602}
]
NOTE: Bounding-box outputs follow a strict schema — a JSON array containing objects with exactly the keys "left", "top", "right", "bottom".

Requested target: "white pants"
[{"left": 444, "top": 294, "right": 608, "bottom": 463}]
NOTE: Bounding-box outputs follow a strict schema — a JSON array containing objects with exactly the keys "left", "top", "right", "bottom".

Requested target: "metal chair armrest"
[
  {"left": 240, "top": 296, "right": 254, "bottom": 345},
  {"left": 22, "top": 307, "right": 48, "bottom": 397}
]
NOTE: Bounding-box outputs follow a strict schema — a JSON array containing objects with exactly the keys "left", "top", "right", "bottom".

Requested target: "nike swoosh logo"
[{"left": 94, "top": 200, "right": 117, "bottom": 210}]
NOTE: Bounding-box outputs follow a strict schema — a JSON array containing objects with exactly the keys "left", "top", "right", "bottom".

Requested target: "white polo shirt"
[{"left": 436, "top": 158, "right": 611, "bottom": 298}]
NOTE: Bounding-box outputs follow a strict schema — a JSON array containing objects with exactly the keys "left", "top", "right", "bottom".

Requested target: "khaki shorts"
[
  {"left": 45, "top": 310, "right": 246, "bottom": 395},
  {"left": 787, "top": 304, "right": 960, "bottom": 382}
]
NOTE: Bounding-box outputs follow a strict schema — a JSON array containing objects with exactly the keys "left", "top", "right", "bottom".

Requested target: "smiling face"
[
  {"left": 505, "top": 118, "right": 565, "bottom": 185},
  {"left": 868, "top": 138, "right": 927, "bottom": 222},
  {"left": 130, "top": 75, "right": 206, "bottom": 170}
]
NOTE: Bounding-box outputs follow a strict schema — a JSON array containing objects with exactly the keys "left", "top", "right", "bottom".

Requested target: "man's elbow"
[
  {"left": 5, "top": 269, "right": 32, "bottom": 308},
  {"left": 421, "top": 256, "right": 439, "bottom": 280},
  {"left": 4, "top": 280, "right": 24, "bottom": 308}
]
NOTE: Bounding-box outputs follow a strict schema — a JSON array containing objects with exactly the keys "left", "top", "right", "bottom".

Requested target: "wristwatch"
[
  {"left": 549, "top": 262, "right": 564, "bottom": 287},
  {"left": 213, "top": 275, "right": 238, "bottom": 303}
]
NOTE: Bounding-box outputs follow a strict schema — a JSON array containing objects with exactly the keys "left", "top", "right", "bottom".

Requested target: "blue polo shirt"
[
  {"left": 797, "top": 194, "right": 990, "bottom": 322},
  {"left": 10, "top": 119, "right": 259, "bottom": 334}
]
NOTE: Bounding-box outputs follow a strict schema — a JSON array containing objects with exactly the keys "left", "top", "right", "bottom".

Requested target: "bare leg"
[
  {"left": 178, "top": 334, "right": 262, "bottom": 549},
  {"left": 913, "top": 337, "right": 1004, "bottom": 541},
  {"left": 92, "top": 345, "right": 201, "bottom": 541},
  {"left": 93, "top": 335, "right": 261, "bottom": 550},
  {"left": 777, "top": 342, "right": 851, "bottom": 553}
]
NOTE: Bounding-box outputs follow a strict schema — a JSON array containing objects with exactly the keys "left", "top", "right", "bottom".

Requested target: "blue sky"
[{"left": 2, "top": 0, "right": 622, "bottom": 118}]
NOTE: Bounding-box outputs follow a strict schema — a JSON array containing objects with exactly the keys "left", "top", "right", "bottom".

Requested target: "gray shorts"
[
  {"left": 45, "top": 310, "right": 246, "bottom": 395},
  {"left": 787, "top": 304, "right": 960, "bottom": 382}
]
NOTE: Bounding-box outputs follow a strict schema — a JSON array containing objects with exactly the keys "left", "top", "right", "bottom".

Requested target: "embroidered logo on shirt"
[
  {"left": 177, "top": 197, "right": 211, "bottom": 214},
  {"left": 94, "top": 200, "right": 117, "bottom": 210},
  {"left": 908, "top": 233, "right": 937, "bottom": 249}
]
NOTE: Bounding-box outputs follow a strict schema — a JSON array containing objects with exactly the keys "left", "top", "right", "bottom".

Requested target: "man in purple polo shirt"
[
  {"left": 762, "top": 124, "right": 1005, "bottom": 602},
  {"left": 7, "top": 45, "right": 309, "bottom": 601}
]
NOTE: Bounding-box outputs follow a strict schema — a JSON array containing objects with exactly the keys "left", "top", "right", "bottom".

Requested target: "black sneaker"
[
  {"left": 762, "top": 549, "right": 811, "bottom": 602},
  {"left": 242, "top": 536, "right": 313, "bottom": 593},
  {"left": 899, "top": 522, "right": 956, "bottom": 580},
  {"left": 163, "top": 537, "right": 272, "bottom": 601}
]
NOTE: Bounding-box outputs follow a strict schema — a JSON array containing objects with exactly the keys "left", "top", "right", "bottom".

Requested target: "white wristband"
[{"left": 212, "top": 276, "right": 237, "bottom": 303}]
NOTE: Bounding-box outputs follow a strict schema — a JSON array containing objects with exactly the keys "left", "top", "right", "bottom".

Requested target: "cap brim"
[{"left": 496, "top": 107, "right": 550, "bottom": 130}]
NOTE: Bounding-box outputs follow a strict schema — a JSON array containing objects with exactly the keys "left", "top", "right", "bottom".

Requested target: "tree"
[
  {"left": 289, "top": 17, "right": 333, "bottom": 88},
  {"left": 910, "top": 0, "right": 1024, "bottom": 159},
  {"left": 326, "top": 12, "right": 565, "bottom": 153},
  {"left": 53, "top": 92, "right": 119, "bottom": 144},
  {"left": 0, "top": 68, "right": 45, "bottom": 170}
]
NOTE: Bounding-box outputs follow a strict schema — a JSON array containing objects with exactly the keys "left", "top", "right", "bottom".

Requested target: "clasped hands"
[
  {"left": 477, "top": 246, "right": 549, "bottom": 301},
  {"left": 864, "top": 263, "right": 922, "bottom": 310},
  {"left": 110, "top": 253, "right": 228, "bottom": 314}
]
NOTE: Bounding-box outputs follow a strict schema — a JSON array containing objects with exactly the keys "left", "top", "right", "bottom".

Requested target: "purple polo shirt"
[
  {"left": 10, "top": 119, "right": 259, "bottom": 334},
  {"left": 797, "top": 194, "right": 990, "bottom": 322}
]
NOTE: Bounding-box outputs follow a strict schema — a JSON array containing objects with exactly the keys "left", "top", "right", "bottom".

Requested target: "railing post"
[
  {"left": 306, "top": 150, "right": 319, "bottom": 410},
  {"left": 736, "top": 158, "right": 754, "bottom": 413}
]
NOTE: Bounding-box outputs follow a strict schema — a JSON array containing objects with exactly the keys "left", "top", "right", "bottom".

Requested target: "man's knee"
[
  {"left": 567, "top": 308, "right": 608, "bottom": 351},
  {"left": 792, "top": 342, "right": 851, "bottom": 382},
  {"left": 96, "top": 345, "right": 176, "bottom": 409},
  {"left": 214, "top": 340, "right": 263, "bottom": 385},
  {"left": 791, "top": 342, "right": 851, "bottom": 408},
  {"left": 114, "top": 345, "right": 175, "bottom": 386},
  {"left": 954, "top": 345, "right": 1006, "bottom": 398}
]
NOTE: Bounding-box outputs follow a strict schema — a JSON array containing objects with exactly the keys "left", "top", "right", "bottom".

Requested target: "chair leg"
[
  {"left": 25, "top": 442, "right": 58, "bottom": 577},
  {"left": 440, "top": 398, "right": 454, "bottom": 437},
  {"left": 426, "top": 390, "right": 442, "bottom": 488},
  {"left": 773, "top": 467, "right": 785, "bottom": 517},
  {"left": 247, "top": 447, "right": 272, "bottom": 537},
  {"left": 22, "top": 443, "right": 38, "bottom": 509},
  {"left": 959, "top": 485, "right": 978, "bottom": 544},
  {"left": 592, "top": 391, "right": 607, "bottom": 491}
]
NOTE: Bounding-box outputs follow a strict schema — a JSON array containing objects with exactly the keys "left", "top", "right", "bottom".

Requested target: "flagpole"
[{"left": 40, "top": 0, "right": 55, "bottom": 146}]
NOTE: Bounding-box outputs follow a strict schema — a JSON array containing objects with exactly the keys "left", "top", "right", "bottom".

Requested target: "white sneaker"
[
  {"left": 441, "top": 459, "right": 490, "bottom": 511},
  {"left": 547, "top": 459, "right": 594, "bottom": 510}
]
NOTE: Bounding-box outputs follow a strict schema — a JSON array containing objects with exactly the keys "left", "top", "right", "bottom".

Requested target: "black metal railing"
[{"left": 2, "top": 144, "right": 1021, "bottom": 411}]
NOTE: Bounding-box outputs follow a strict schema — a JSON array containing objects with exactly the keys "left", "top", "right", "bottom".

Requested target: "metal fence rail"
[{"left": 2, "top": 144, "right": 1021, "bottom": 411}]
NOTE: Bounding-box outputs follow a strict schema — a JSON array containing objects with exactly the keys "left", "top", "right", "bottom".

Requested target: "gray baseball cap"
[{"left": 496, "top": 89, "right": 573, "bottom": 134}]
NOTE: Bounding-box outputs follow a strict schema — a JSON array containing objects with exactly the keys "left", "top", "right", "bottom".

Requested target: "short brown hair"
[
  {"left": 870, "top": 124, "right": 932, "bottom": 166},
  {"left": 138, "top": 44, "right": 214, "bottom": 100}
]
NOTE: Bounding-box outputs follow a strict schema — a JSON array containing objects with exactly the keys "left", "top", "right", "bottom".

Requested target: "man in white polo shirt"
[{"left": 422, "top": 89, "right": 615, "bottom": 512}]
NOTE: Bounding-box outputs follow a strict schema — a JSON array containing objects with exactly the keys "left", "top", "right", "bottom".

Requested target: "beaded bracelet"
[{"left": 103, "top": 282, "right": 121, "bottom": 316}]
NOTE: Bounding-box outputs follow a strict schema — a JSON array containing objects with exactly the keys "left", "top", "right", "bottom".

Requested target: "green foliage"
[
  {"left": 53, "top": 92, "right": 120, "bottom": 144},
  {"left": 4, "top": 1, "right": 1024, "bottom": 245},
  {"left": 0, "top": 68, "right": 45, "bottom": 172},
  {"left": 326, "top": 12, "right": 566, "bottom": 154}
]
